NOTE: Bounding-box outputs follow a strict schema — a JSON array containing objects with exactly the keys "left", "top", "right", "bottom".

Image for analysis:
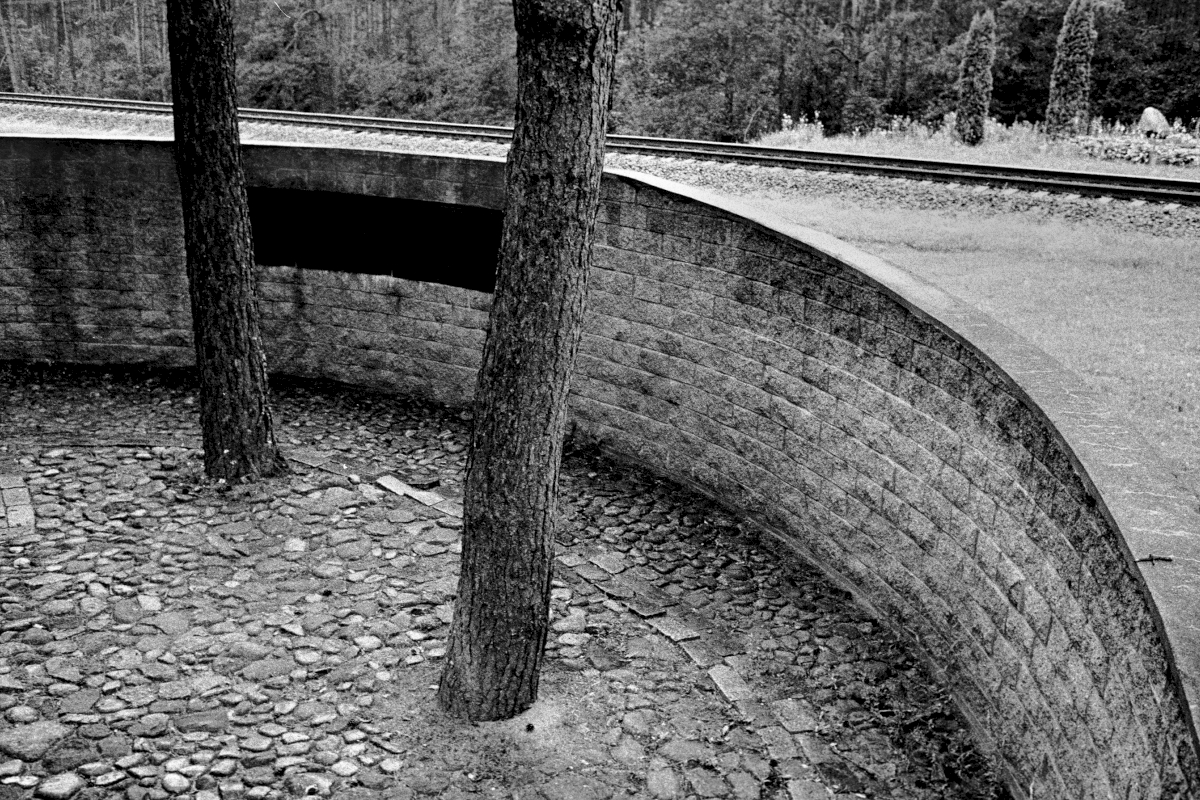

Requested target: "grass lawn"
[{"left": 741, "top": 193, "right": 1200, "bottom": 502}]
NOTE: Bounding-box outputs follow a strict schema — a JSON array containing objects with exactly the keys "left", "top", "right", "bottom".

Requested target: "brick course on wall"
[{"left": 2, "top": 135, "right": 1199, "bottom": 799}]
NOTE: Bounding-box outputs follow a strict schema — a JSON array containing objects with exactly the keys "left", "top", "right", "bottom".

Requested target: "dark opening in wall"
[{"left": 248, "top": 188, "right": 501, "bottom": 293}]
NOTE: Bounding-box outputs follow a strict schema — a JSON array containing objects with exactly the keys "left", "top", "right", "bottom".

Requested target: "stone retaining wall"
[{"left": 2, "top": 135, "right": 1199, "bottom": 799}]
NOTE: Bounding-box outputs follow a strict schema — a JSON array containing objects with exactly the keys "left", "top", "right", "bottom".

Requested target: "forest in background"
[{"left": 0, "top": 0, "right": 1197, "bottom": 141}]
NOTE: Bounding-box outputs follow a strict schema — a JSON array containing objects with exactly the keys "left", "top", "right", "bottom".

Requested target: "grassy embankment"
[
  {"left": 758, "top": 117, "right": 1200, "bottom": 179},
  {"left": 752, "top": 119, "right": 1200, "bottom": 499},
  {"left": 741, "top": 193, "right": 1200, "bottom": 500},
  {"left": 4, "top": 104, "right": 1198, "bottom": 503}
]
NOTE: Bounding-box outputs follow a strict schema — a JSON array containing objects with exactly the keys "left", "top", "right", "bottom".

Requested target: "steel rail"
[{"left": 3, "top": 91, "right": 1198, "bottom": 204}]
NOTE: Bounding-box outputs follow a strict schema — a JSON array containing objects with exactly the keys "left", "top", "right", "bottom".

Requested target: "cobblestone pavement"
[{"left": 0, "top": 365, "right": 1005, "bottom": 800}]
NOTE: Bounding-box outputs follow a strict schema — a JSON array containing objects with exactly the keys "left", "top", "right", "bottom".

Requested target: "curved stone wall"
[{"left": 2, "top": 135, "right": 1199, "bottom": 798}]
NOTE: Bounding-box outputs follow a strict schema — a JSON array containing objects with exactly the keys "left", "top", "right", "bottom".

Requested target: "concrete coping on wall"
[{"left": 603, "top": 166, "right": 1200, "bottom": 733}]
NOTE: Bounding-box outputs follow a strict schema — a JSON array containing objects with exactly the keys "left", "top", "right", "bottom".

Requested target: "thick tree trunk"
[
  {"left": 166, "top": 0, "right": 288, "bottom": 482},
  {"left": 436, "top": 0, "right": 620, "bottom": 721}
]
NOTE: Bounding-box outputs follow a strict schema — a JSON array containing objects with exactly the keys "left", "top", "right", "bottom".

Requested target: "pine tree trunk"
[
  {"left": 166, "top": 0, "right": 288, "bottom": 482},
  {"left": 436, "top": 0, "right": 621, "bottom": 722}
]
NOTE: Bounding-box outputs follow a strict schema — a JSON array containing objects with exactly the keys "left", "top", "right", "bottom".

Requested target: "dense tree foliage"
[
  {"left": 955, "top": 9, "right": 996, "bottom": 145},
  {"left": 0, "top": 0, "right": 1195, "bottom": 140},
  {"left": 613, "top": 0, "right": 779, "bottom": 141}
]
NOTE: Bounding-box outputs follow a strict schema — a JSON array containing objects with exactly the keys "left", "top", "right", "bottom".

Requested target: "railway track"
[{"left": 4, "top": 90, "right": 1199, "bottom": 205}]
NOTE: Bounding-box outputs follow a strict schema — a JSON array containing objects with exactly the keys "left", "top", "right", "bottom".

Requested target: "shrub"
[
  {"left": 955, "top": 10, "right": 997, "bottom": 146},
  {"left": 841, "top": 92, "right": 883, "bottom": 135},
  {"left": 1046, "top": 0, "right": 1097, "bottom": 137}
]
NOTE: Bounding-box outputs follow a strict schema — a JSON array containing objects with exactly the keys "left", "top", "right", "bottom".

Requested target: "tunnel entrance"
[{"left": 248, "top": 187, "right": 502, "bottom": 293}]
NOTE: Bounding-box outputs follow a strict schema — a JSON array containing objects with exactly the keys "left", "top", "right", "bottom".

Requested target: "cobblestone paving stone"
[{"left": 0, "top": 365, "right": 1005, "bottom": 800}]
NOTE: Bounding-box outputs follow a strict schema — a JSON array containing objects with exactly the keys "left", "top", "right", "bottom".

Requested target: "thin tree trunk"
[
  {"left": 0, "top": 0, "right": 25, "bottom": 92},
  {"left": 60, "top": 0, "right": 74, "bottom": 91},
  {"left": 133, "top": 0, "right": 143, "bottom": 78},
  {"left": 775, "top": 40, "right": 784, "bottom": 121},
  {"left": 404, "top": 0, "right": 413, "bottom": 54},
  {"left": 166, "top": 0, "right": 288, "bottom": 482},
  {"left": 382, "top": 0, "right": 391, "bottom": 57},
  {"left": 433, "top": 0, "right": 441, "bottom": 52},
  {"left": 882, "top": 20, "right": 892, "bottom": 100},
  {"left": 50, "top": 0, "right": 60, "bottom": 88},
  {"left": 437, "top": 0, "right": 621, "bottom": 721},
  {"left": 161, "top": 5, "right": 169, "bottom": 99}
]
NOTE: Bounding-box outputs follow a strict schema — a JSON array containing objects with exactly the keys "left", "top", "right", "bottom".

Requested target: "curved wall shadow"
[{"left": 1, "top": 135, "right": 1198, "bottom": 798}]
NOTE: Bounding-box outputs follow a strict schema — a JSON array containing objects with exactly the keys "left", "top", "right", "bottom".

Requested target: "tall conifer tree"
[
  {"left": 955, "top": 9, "right": 995, "bottom": 146},
  {"left": 1046, "top": 0, "right": 1096, "bottom": 136}
]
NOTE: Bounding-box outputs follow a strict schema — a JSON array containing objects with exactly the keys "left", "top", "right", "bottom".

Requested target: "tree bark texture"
[
  {"left": 167, "top": 0, "right": 287, "bottom": 482},
  {"left": 436, "top": 0, "right": 621, "bottom": 721}
]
